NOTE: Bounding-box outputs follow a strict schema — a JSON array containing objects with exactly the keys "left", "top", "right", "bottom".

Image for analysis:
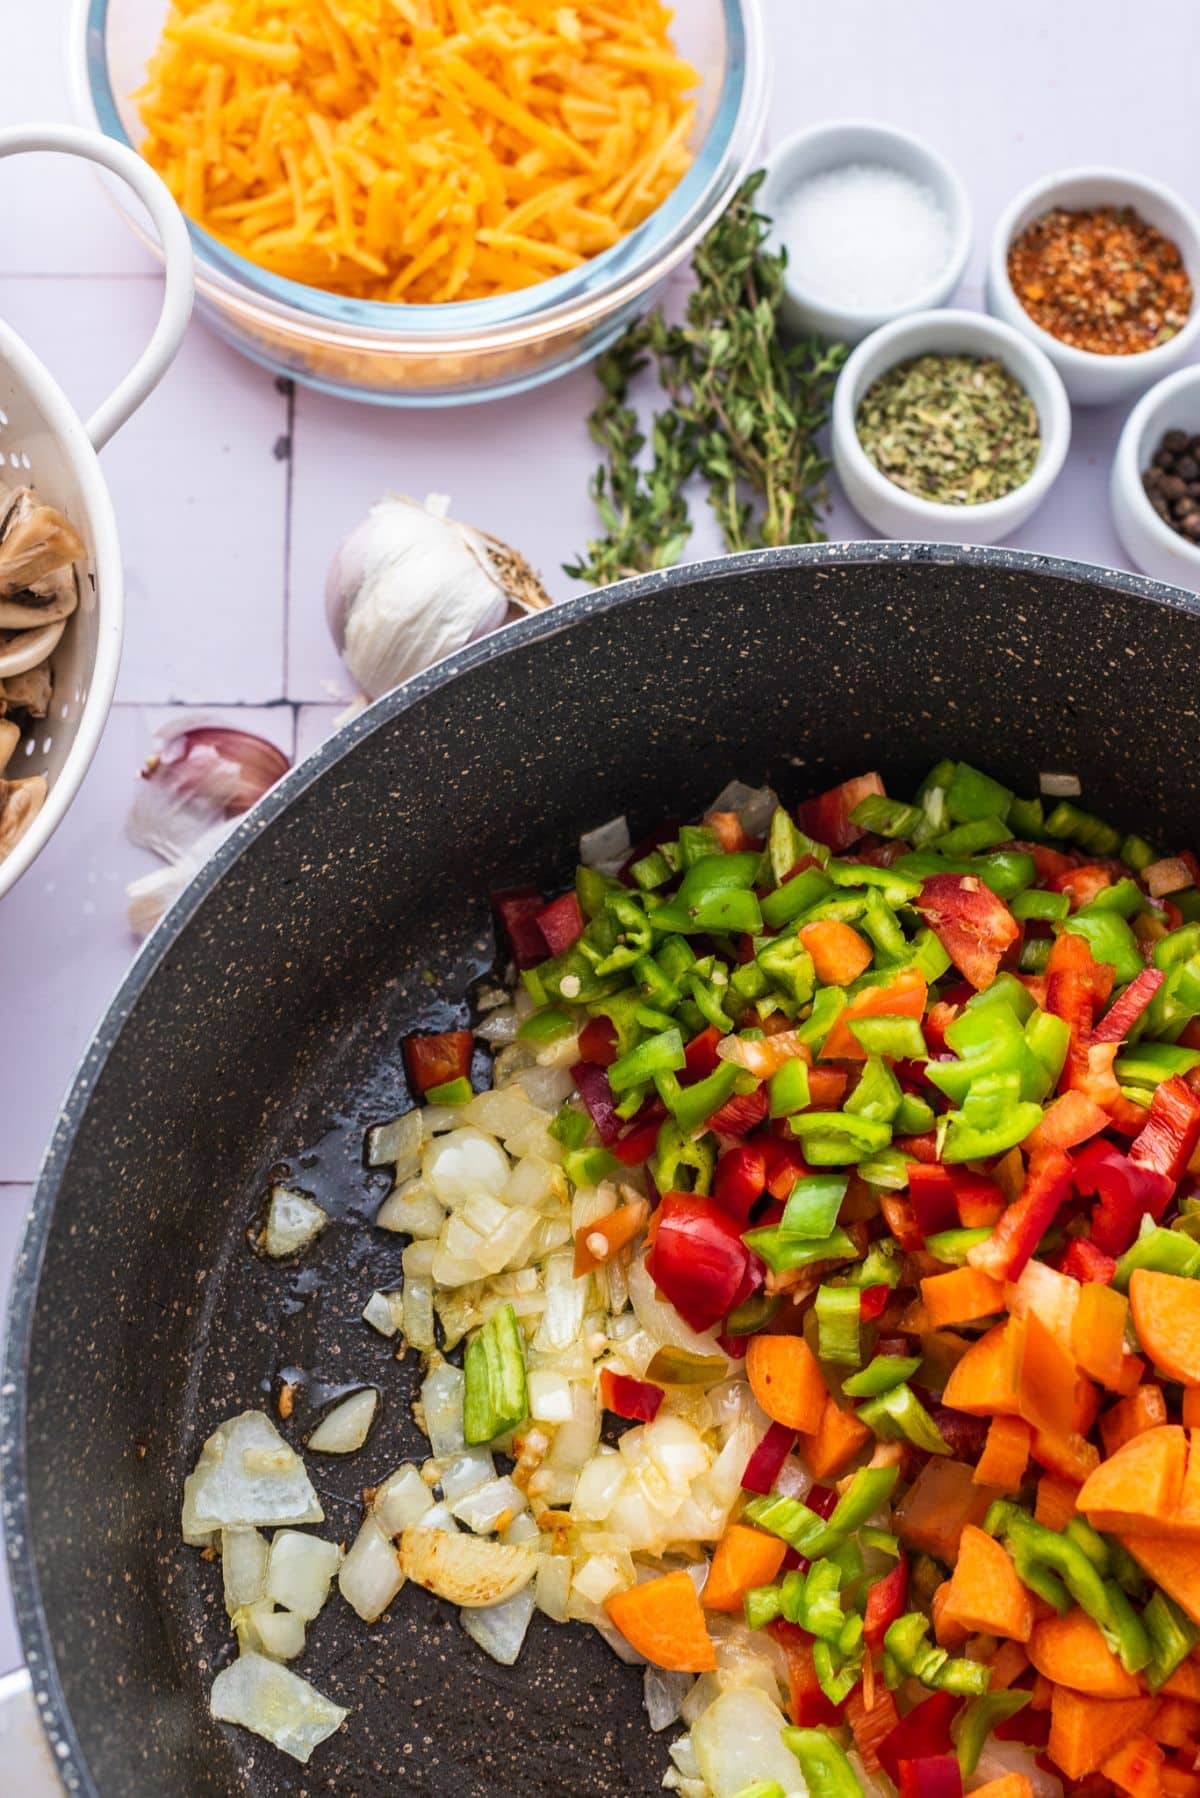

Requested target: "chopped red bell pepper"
[
  {"left": 863, "top": 1556, "right": 908, "bottom": 1651},
  {"left": 598, "top": 1368, "right": 663, "bottom": 1423},
  {"left": 877, "top": 1691, "right": 961, "bottom": 1784},
  {"left": 536, "top": 890, "right": 585, "bottom": 955},
  {"left": 683, "top": 1024, "right": 723, "bottom": 1079},
  {"left": 1046, "top": 929, "right": 1114, "bottom": 1041},
  {"left": 860, "top": 1283, "right": 890, "bottom": 1320},
  {"left": 709, "top": 1088, "right": 768, "bottom": 1137},
  {"left": 610, "top": 1105, "right": 665, "bottom": 1167},
  {"left": 952, "top": 1171, "right": 1005, "bottom": 1228},
  {"left": 804, "top": 1485, "right": 839, "bottom": 1519},
  {"left": 897, "top": 1757, "right": 963, "bottom": 1798},
  {"left": 967, "top": 1149, "right": 1073, "bottom": 1283},
  {"left": 713, "top": 1143, "right": 768, "bottom": 1225},
  {"left": 1009, "top": 839, "right": 1077, "bottom": 882},
  {"left": 577, "top": 1015, "right": 619, "bottom": 1067},
  {"left": 1071, "top": 1139, "right": 1173, "bottom": 1255},
  {"left": 491, "top": 886, "right": 549, "bottom": 968},
  {"left": 1061, "top": 1237, "right": 1117, "bottom": 1284},
  {"left": 648, "top": 1193, "right": 750, "bottom": 1333},
  {"left": 796, "top": 772, "right": 885, "bottom": 853},
  {"left": 741, "top": 1421, "right": 796, "bottom": 1495},
  {"left": 570, "top": 1061, "right": 621, "bottom": 1145},
  {"left": 923, "top": 1001, "right": 960, "bottom": 1054},
  {"left": 1130, "top": 1075, "right": 1200, "bottom": 1183},
  {"left": 914, "top": 873, "right": 1021, "bottom": 991},
  {"left": 880, "top": 1192, "right": 924, "bottom": 1252},
  {"left": 1092, "top": 967, "right": 1165, "bottom": 1044},
  {"left": 703, "top": 808, "right": 752, "bottom": 851},
  {"left": 403, "top": 1029, "right": 473, "bottom": 1094},
  {"left": 761, "top": 1139, "right": 813, "bottom": 1200},
  {"left": 995, "top": 1706, "right": 1049, "bottom": 1745},
  {"left": 895, "top": 1130, "right": 940, "bottom": 1164},
  {"left": 908, "top": 1164, "right": 959, "bottom": 1237},
  {"left": 767, "top": 1620, "right": 842, "bottom": 1726},
  {"left": 1049, "top": 862, "right": 1114, "bottom": 908}
]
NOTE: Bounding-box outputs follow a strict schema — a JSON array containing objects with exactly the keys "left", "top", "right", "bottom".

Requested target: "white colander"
[{"left": 0, "top": 123, "right": 193, "bottom": 901}]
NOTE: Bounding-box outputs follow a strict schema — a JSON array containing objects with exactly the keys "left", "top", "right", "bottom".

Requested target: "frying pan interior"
[{"left": 5, "top": 545, "right": 1200, "bottom": 1797}]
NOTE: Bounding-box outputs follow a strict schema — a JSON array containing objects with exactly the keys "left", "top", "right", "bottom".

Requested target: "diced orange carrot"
[
  {"left": 1072, "top": 1282, "right": 1131, "bottom": 1391},
  {"left": 1029, "top": 1672, "right": 1055, "bottom": 1711},
  {"left": 1035, "top": 1472, "right": 1081, "bottom": 1530},
  {"left": 894, "top": 1458, "right": 994, "bottom": 1560},
  {"left": 1185, "top": 1389, "right": 1200, "bottom": 1430},
  {"left": 1072, "top": 1375, "right": 1102, "bottom": 1439},
  {"left": 1102, "top": 1732, "right": 1166, "bottom": 1797},
  {"left": 798, "top": 919, "right": 873, "bottom": 987},
  {"left": 1165, "top": 1655, "right": 1200, "bottom": 1701},
  {"left": 1161, "top": 1767, "right": 1200, "bottom": 1798},
  {"left": 605, "top": 1571, "right": 716, "bottom": 1671},
  {"left": 703, "top": 810, "right": 751, "bottom": 851},
  {"left": 932, "top": 1579, "right": 970, "bottom": 1648},
  {"left": 1077, "top": 1425, "right": 1188, "bottom": 1535},
  {"left": 1112, "top": 1352, "right": 1148, "bottom": 1397},
  {"left": 941, "top": 1319, "right": 1022, "bottom": 1416},
  {"left": 798, "top": 1392, "right": 873, "bottom": 1480},
  {"left": 943, "top": 1523, "right": 1034, "bottom": 1642},
  {"left": 820, "top": 966, "right": 927, "bottom": 1061},
  {"left": 1102, "top": 1384, "right": 1168, "bottom": 1457},
  {"left": 1029, "top": 1608, "right": 1141, "bottom": 1697},
  {"left": 1024, "top": 1088, "right": 1110, "bottom": 1156},
  {"left": 1030, "top": 1427, "right": 1100, "bottom": 1483},
  {"left": 573, "top": 1198, "right": 648, "bottom": 1275},
  {"left": 745, "top": 1334, "right": 827, "bottom": 1433},
  {"left": 1120, "top": 1534, "right": 1200, "bottom": 1626},
  {"left": 920, "top": 1265, "right": 1006, "bottom": 1329},
  {"left": 1017, "top": 1311, "right": 1079, "bottom": 1440},
  {"left": 968, "top": 1777, "right": 1034, "bottom": 1798},
  {"left": 702, "top": 1525, "right": 787, "bottom": 1613},
  {"left": 989, "top": 1640, "right": 1031, "bottom": 1691},
  {"left": 1131, "top": 1270, "right": 1200, "bottom": 1386},
  {"left": 973, "top": 1415, "right": 1032, "bottom": 1493},
  {"left": 1006, "top": 1256, "right": 1080, "bottom": 1352},
  {"left": 1152, "top": 1696, "right": 1200, "bottom": 1748},
  {"left": 1047, "top": 1689, "right": 1158, "bottom": 1780},
  {"left": 844, "top": 1680, "right": 900, "bottom": 1774}
]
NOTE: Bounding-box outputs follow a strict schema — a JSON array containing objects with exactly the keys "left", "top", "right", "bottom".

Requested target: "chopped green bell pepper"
[
  {"left": 781, "top": 1729, "right": 865, "bottom": 1798},
  {"left": 780, "top": 1173, "right": 847, "bottom": 1238},
  {"left": 849, "top": 1014, "right": 928, "bottom": 1059},
  {"left": 1113, "top": 1223, "right": 1200, "bottom": 1291},
  {"left": 952, "top": 1691, "right": 1031, "bottom": 1776},
  {"left": 794, "top": 987, "right": 848, "bottom": 1050},
  {"left": 789, "top": 1108, "right": 892, "bottom": 1165},
  {"left": 1062, "top": 908, "right": 1144, "bottom": 984},
  {"left": 923, "top": 1227, "right": 993, "bottom": 1265},
  {"left": 651, "top": 1120, "right": 714, "bottom": 1195},
  {"left": 1144, "top": 1590, "right": 1200, "bottom": 1691},
  {"left": 1012, "top": 887, "right": 1070, "bottom": 923},
  {"left": 857, "top": 1383, "right": 951, "bottom": 1455},
  {"left": 844, "top": 1054, "right": 903, "bottom": 1125},
  {"left": 933, "top": 815, "right": 1012, "bottom": 855},
  {"left": 742, "top": 1223, "right": 858, "bottom": 1275},
  {"left": 1043, "top": 798, "right": 1121, "bottom": 857},
  {"left": 841, "top": 1355, "right": 922, "bottom": 1398},
  {"left": 848, "top": 794, "right": 925, "bottom": 839},
  {"left": 946, "top": 762, "right": 1013, "bottom": 824},
  {"left": 610, "top": 1027, "right": 685, "bottom": 1094},
  {"left": 769, "top": 1057, "right": 811, "bottom": 1118},
  {"left": 463, "top": 1303, "right": 527, "bottom": 1445},
  {"left": 424, "top": 1075, "right": 473, "bottom": 1104},
  {"left": 815, "top": 1285, "right": 861, "bottom": 1366},
  {"left": 761, "top": 866, "right": 833, "bottom": 929},
  {"left": 756, "top": 935, "right": 816, "bottom": 1003}
]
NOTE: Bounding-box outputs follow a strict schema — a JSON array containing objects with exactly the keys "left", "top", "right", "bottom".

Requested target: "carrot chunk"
[
  {"left": 920, "top": 1265, "right": 1006, "bottom": 1328},
  {"left": 1034, "top": 1472, "right": 1081, "bottom": 1530},
  {"left": 798, "top": 1392, "right": 872, "bottom": 1480},
  {"left": 1077, "top": 1424, "right": 1187, "bottom": 1536},
  {"left": 1047, "top": 1689, "right": 1158, "bottom": 1780},
  {"left": 941, "top": 1318, "right": 1022, "bottom": 1416},
  {"left": 893, "top": 1458, "right": 994, "bottom": 1560},
  {"left": 1101, "top": 1383, "right": 1168, "bottom": 1457},
  {"left": 969, "top": 1778, "right": 1034, "bottom": 1798},
  {"left": 1029, "top": 1608, "right": 1141, "bottom": 1697},
  {"left": 1072, "top": 1282, "right": 1131, "bottom": 1391},
  {"left": 942, "top": 1523, "right": 1034, "bottom": 1642},
  {"left": 1131, "top": 1269, "right": 1200, "bottom": 1385},
  {"left": 1120, "top": 1533, "right": 1200, "bottom": 1626},
  {"left": 605, "top": 1570, "right": 716, "bottom": 1671},
  {"left": 1102, "top": 1732, "right": 1166, "bottom": 1797},
  {"left": 745, "top": 1334, "right": 827, "bottom": 1433},
  {"left": 703, "top": 1524, "right": 787, "bottom": 1613},
  {"left": 973, "top": 1415, "right": 1032, "bottom": 1493},
  {"left": 798, "top": 919, "right": 873, "bottom": 987}
]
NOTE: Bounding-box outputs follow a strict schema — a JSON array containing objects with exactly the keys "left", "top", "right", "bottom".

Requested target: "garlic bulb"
[
  {"left": 126, "top": 720, "right": 291, "bottom": 935},
  {"left": 325, "top": 493, "right": 549, "bottom": 701}
]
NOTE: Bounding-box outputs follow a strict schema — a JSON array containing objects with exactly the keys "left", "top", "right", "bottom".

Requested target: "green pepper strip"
[
  {"left": 742, "top": 1224, "right": 858, "bottom": 1274},
  {"left": 1061, "top": 909, "right": 1144, "bottom": 984},
  {"left": 761, "top": 867, "right": 833, "bottom": 930},
  {"left": 884, "top": 1612, "right": 990, "bottom": 1696},
  {"left": 1012, "top": 887, "right": 1070, "bottom": 923},
  {"left": 848, "top": 793, "right": 924, "bottom": 839},
  {"left": 849, "top": 1013, "right": 927, "bottom": 1059},
  {"left": 780, "top": 1174, "right": 847, "bottom": 1238},
  {"left": 609, "top": 1026, "right": 685, "bottom": 1095},
  {"left": 1113, "top": 1224, "right": 1200, "bottom": 1291},
  {"left": 651, "top": 1120, "right": 713, "bottom": 1195},
  {"left": 769, "top": 1057, "right": 811, "bottom": 1118},
  {"left": 815, "top": 1285, "right": 862, "bottom": 1366},
  {"left": 857, "top": 1383, "right": 951, "bottom": 1455},
  {"left": 952, "top": 1691, "right": 1031, "bottom": 1777},
  {"left": 781, "top": 1728, "right": 864, "bottom": 1798},
  {"left": 841, "top": 1355, "right": 922, "bottom": 1398},
  {"left": 424, "top": 1075, "right": 473, "bottom": 1104},
  {"left": 789, "top": 1108, "right": 892, "bottom": 1165},
  {"left": 655, "top": 1062, "right": 741, "bottom": 1136},
  {"left": 923, "top": 1227, "right": 992, "bottom": 1266},
  {"left": 463, "top": 1303, "right": 527, "bottom": 1446},
  {"left": 1144, "top": 1590, "right": 1199, "bottom": 1691},
  {"left": 812, "top": 1639, "right": 860, "bottom": 1707}
]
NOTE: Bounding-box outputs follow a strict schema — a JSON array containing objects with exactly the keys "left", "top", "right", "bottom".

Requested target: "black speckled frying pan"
[{"left": 4, "top": 543, "right": 1200, "bottom": 1797}]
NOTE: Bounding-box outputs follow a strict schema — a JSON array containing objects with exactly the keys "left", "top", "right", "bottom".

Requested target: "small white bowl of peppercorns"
[
  {"left": 987, "top": 167, "right": 1200, "bottom": 407},
  {"left": 1111, "top": 365, "right": 1200, "bottom": 593}
]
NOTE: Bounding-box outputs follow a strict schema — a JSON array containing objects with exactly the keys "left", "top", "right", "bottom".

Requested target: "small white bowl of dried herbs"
[{"left": 831, "top": 308, "right": 1071, "bottom": 544}]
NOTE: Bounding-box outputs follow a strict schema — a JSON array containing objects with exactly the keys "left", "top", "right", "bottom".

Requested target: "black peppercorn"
[{"left": 1143, "top": 426, "right": 1200, "bottom": 547}]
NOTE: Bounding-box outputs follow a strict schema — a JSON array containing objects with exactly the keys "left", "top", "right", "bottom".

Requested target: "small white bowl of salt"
[{"left": 761, "top": 120, "right": 972, "bottom": 345}]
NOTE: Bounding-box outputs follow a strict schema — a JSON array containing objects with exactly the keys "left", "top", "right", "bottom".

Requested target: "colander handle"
[{"left": 0, "top": 124, "right": 194, "bottom": 452}]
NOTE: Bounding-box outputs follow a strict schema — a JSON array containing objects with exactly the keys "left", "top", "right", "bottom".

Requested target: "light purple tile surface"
[{"left": 2, "top": 0, "right": 1200, "bottom": 1695}]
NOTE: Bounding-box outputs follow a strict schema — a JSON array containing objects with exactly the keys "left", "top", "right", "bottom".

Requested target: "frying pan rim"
[{"left": 3, "top": 538, "right": 1196, "bottom": 1795}]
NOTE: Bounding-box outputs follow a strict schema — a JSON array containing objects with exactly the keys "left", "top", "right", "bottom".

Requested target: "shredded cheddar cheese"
[{"left": 136, "top": 0, "right": 698, "bottom": 304}]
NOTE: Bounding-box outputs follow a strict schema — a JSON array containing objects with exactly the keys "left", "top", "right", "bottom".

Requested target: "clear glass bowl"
[{"left": 71, "top": 0, "right": 767, "bottom": 406}]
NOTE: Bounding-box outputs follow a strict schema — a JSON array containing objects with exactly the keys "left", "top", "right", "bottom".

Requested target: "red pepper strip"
[
  {"left": 577, "top": 1015, "right": 619, "bottom": 1067},
  {"left": 598, "top": 1368, "right": 663, "bottom": 1423},
  {"left": 1092, "top": 967, "right": 1165, "bottom": 1044},
  {"left": 995, "top": 1706, "right": 1049, "bottom": 1745},
  {"left": 536, "top": 890, "right": 585, "bottom": 954},
  {"left": 570, "top": 1061, "right": 621, "bottom": 1145},
  {"left": 610, "top": 1107, "right": 665, "bottom": 1168},
  {"left": 1130, "top": 1075, "right": 1200, "bottom": 1182},
  {"left": 863, "top": 1556, "right": 908, "bottom": 1651},
  {"left": 908, "top": 1164, "right": 959, "bottom": 1237},
  {"left": 807, "top": 1485, "right": 840, "bottom": 1519},
  {"left": 491, "top": 886, "right": 548, "bottom": 967},
  {"left": 898, "top": 1757, "right": 963, "bottom": 1798},
  {"left": 403, "top": 1029, "right": 473, "bottom": 1094},
  {"left": 967, "top": 1150, "right": 1074, "bottom": 1284},
  {"left": 924, "top": 999, "right": 962, "bottom": 1051},
  {"left": 1049, "top": 862, "right": 1114, "bottom": 908},
  {"left": 741, "top": 1421, "right": 796, "bottom": 1495},
  {"left": 914, "top": 873, "right": 1021, "bottom": 991},
  {"left": 952, "top": 1171, "right": 1005, "bottom": 1228},
  {"left": 649, "top": 1193, "right": 750, "bottom": 1333},
  {"left": 895, "top": 1131, "right": 939, "bottom": 1164},
  {"left": 709, "top": 1088, "right": 769, "bottom": 1138},
  {"left": 1072, "top": 1139, "right": 1174, "bottom": 1256},
  {"left": 1061, "top": 1238, "right": 1117, "bottom": 1284},
  {"left": 796, "top": 770, "right": 885, "bottom": 854},
  {"left": 880, "top": 1193, "right": 924, "bottom": 1252},
  {"left": 877, "top": 1691, "right": 962, "bottom": 1785},
  {"left": 683, "top": 1025, "right": 722, "bottom": 1079},
  {"left": 1007, "top": 839, "right": 1077, "bottom": 881},
  {"left": 860, "top": 1283, "right": 890, "bottom": 1320},
  {"left": 761, "top": 1139, "right": 813, "bottom": 1201},
  {"left": 767, "top": 1620, "right": 842, "bottom": 1726},
  {"left": 713, "top": 1144, "right": 768, "bottom": 1225}
]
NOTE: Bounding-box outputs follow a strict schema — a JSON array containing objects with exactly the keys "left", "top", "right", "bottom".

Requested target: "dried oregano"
[{"left": 856, "top": 354, "right": 1040, "bottom": 506}]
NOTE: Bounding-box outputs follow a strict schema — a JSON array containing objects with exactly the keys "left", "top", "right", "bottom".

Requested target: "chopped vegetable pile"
[{"left": 184, "top": 761, "right": 1200, "bottom": 1796}]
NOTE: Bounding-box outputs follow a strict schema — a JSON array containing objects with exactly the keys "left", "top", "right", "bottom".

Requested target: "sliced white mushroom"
[
  {"left": 0, "top": 662, "right": 52, "bottom": 717},
  {"left": 262, "top": 1185, "right": 327, "bottom": 1258},
  {"left": 182, "top": 1411, "right": 323, "bottom": 1544},
  {"left": 307, "top": 1388, "right": 378, "bottom": 1455},
  {"left": 0, "top": 487, "right": 85, "bottom": 595},
  {"left": 264, "top": 1530, "right": 341, "bottom": 1621},
  {"left": 338, "top": 1514, "right": 405, "bottom": 1623},
  {"left": 0, "top": 719, "right": 18, "bottom": 776},
  {"left": 398, "top": 1527, "right": 537, "bottom": 1608},
  {"left": 209, "top": 1652, "right": 347, "bottom": 1764}
]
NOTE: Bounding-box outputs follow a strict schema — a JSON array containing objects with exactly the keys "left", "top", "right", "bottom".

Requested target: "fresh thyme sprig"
[{"left": 566, "top": 174, "right": 847, "bottom": 586}]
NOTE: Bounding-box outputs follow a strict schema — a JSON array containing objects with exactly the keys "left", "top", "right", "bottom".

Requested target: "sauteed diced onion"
[
  {"left": 182, "top": 1411, "right": 323, "bottom": 1544},
  {"left": 209, "top": 1654, "right": 347, "bottom": 1764},
  {"left": 306, "top": 1388, "right": 378, "bottom": 1456}
]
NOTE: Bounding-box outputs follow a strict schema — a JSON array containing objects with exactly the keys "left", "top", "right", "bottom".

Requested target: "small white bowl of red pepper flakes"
[{"left": 987, "top": 167, "right": 1200, "bottom": 407}]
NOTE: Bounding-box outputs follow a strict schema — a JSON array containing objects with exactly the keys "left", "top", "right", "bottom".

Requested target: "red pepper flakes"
[{"left": 1007, "top": 205, "right": 1193, "bottom": 355}]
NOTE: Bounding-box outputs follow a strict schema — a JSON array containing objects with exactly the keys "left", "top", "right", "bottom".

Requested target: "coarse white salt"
[{"left": 780, "top": 162, "right": 953, "bottom": 313}]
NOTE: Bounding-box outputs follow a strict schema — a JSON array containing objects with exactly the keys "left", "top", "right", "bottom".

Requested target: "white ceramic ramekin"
[
  {"left": 832, "top": 308, "right": 1071, "bottom": 545},
  {"left": 1111, "top": 364, "right": 1200, "bottom": 594},
  {"left": 987, "top": 167, "right": 1200, "bottom": 408}
]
